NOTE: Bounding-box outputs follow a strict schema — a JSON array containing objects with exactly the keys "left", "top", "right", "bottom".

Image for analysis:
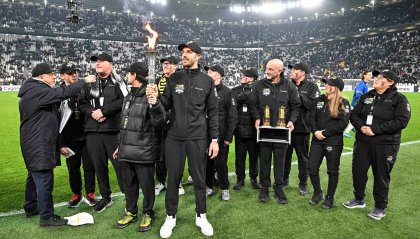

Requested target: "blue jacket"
[{"left": 351, "top": 80, "right": 368, "bottom": 107}]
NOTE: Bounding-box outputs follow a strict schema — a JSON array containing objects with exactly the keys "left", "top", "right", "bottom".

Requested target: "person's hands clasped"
[{"left": 92, "top": 109, "right": 104, "bottom": 121}]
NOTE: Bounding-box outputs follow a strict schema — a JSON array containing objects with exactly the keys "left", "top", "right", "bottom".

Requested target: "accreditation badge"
[
  {"left": 366, "top": 113, "right": 373, "bottom": 125},
  {"left": 243, "top": 104, "right": 247, "bottom": 112}
]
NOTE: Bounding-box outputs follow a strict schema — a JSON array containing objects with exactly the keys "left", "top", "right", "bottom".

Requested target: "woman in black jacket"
[
  {"left": 343, "top": 70, "right": 411, "bottom": 220},
  {"left": 308, "top": 77, "right": 350, "bottom": 209},
  {"left": 112, "top": 62, "right": 166, "bottom": 232}
]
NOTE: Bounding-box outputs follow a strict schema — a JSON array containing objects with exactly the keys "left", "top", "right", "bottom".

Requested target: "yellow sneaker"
[
  {"left": 138, "top": 214, "right": 152, "bottom": 232},
  {"left": 116, "top": 212, "right": 137, "bottom": 229}
]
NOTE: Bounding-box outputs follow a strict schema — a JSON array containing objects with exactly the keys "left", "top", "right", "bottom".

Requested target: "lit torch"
[{"left": 145, "top": 22, "right": 158, "bottom": 84}]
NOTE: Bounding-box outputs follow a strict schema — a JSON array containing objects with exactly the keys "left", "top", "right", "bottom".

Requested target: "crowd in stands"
[
  {"left": 1, "top": 30, "right": 418, "bottom": 87},
  {"left": 0, "top": 0, "right": 417, "bottom": 44}
]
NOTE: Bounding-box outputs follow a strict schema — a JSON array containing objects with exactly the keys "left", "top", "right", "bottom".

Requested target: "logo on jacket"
[
  {"left": 232, "top": 98, "right": 236, "bottom": 106},
  {"left": 407, "top": 103, "right": 411, "bottom": 112},
  {"left": 315, "top": 91, "right": 320, "bottom": 98},
  {"left": 364, "top": 98, "right": 374, "bottom": 104},
  {"left": 317, "top": 101, "right": 324, "bottom": 109},
  {"left": 387, "top": 155, "right": 393, "bottom": 162},
  {"left": 262, "top": 88, "right": 270, "bottom": 96},
  {"left": 175, "top": 84, "right": 185, "bottom": 94},
  {"left": 326, "top": 146, "right": 333, "bottom": 152},
  {"left": 345, "top": 105, "right": 350, "bottom": 113}
]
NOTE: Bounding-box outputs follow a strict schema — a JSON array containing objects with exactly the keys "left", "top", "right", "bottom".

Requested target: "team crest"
[
  {"left": 262, "top": 88, "right": 271, "bottom": 96},
  {"left": 364, "top": 98, "right": 374, "bottom": 104},
  {"left": 317, "top": 101, "right": 324, "bottom": 109},
  {"left": 175, "top": 84, "right": 185, "bottom": 94},
  {"left": 387, "top": 155, "right": 393, "bottom": 162}
]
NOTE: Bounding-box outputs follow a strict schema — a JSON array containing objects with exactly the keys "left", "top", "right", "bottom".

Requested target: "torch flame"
[{"left": 145, "top": 22, "right": 158, "bottom": 50}]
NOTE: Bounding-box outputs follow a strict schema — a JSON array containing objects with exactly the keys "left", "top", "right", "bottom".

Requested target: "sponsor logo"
[
  {"left": 262, "top": 88, "right": 270, "bottom": 96},
  {"left": 175, "top": 84, "right": 184, "bottom": 94},
  {"left": 326, "top": 146, "right": 333, "bottom": 152},
  {"left": 364, "top": 97, "right": 374, "bottom": 104},
  {"left": 317, "top": 101, "right": 324, "bottom": 109}
]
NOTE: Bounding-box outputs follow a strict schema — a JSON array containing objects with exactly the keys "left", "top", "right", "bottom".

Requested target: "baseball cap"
[
  {"left": 124, "top": 62, "right": 149, "bottom": 77},
  {"left": 160, "top": 56, "right": 179, "bottom": 64},
  {"left": 288, "top": 62, "right": 310, "bottom": 74},
  {"left": 90, "top": 52, "right": 113, "bottom": 63},
  {"left": 177, "top": 41, "right": 202, "bottom": 54},
  {"left": 241, "top": 68, "right": 259, "bottom": 80},
  {"left": 204, "top": 65, "right": 225, "bottom": 77},
  {"left": 322, "top": 77, "right": 344, "bottom": 91},
  {"left": 32, "top": 63, "right": 55, "bottom": 77},
  {"left": 372, "top": 69, "right": 399, "bottom": 83},
  {"left": 59, "top": 62, "right": 80, "bottom": 74}
]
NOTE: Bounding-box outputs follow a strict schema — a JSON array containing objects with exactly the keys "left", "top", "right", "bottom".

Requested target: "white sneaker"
[
  {"left": 221, "top": 189, "right": 231, "bottom": 201},
  {"left": 178, "top": 183, "right": 185, "bottom": 195},
  {"left": 155, "top": 182, "right": 166, "bottom": 195},
  {"left": 195, "top": 213, "right": 214, "bottom": 236},
  {"left": 160, "top": 215, "right": 176, "bottom": 238}
]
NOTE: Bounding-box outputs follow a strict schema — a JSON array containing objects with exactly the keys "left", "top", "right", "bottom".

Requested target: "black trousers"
[
  {"left": 156, "top": 131, "right": 167, "bottom": 184},
  {"left": 284, "top": 133, "right": 309, "bottom": 185},
  {"left": 86, "top": 132, "right": 124, "bottom": 198},
  {"left": 352, "top": 141, "right": 399, "bottom": 210},
  {"left": 206, "top": 142, "right": 230, "bottom": 190},
  {"left": 65, "top": 140, "right": 95, "bottom": 195},
  {"left": 235, "top": 137, "right": 258, "bottom": 181},
  {"left": 122, "top": 161, "right": 155, "bottom": 216},
  {"left": 308, "top": 142, "right": 342, "bottom": 197},
  {"left": 24, "top": 170, "right": 54, "bottom": 220},
  {"left": 165, "top": 137, "right": 208, "bottom": 215},
  {"left": 259, "top": 142, "right": 288, "bottom": 191}
]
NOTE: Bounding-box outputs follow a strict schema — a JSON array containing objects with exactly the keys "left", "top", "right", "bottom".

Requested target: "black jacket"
[
  {"left": 293, "top": 79, "right": 320, "bottom": 134},
  {"left": 79, "top": 76, "right": 124, "bottom": 133},
  {"left": 58, "top": 83, "right": 86, "bottom": 147},
  {"left": 215, "top": 83, "right": 238, "bottom": 142},
  {"left": 160, "top": 68, "right": 219, "bottom": 141},
  {"left": 251, "top": 78, "right": 301, "bottom": 127},
  {"left": 117, "top": 85, "right": 166, "bottom": 164},
  {"left": 350, "top": 88, "right": 411, "bottom": 145},
  {"left": 19, "top": 78, "right": 87, "bottom": 171},
  {"left": 231, "top": 84, "right": 256, "bottom": 138},
  {"left": 310, "top": 95, "right": 350, "bottom": 146}
]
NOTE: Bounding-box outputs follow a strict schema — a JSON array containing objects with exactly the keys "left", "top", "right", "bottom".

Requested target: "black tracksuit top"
[
  {"left": 293, "top": 79, "right": 320, "bottom": 134},
  {"left": 231, "top": 84, "right": 257, "bottom": 139},
  {"left": 215, "top": 83, "right": 238, "bottom": 142},
  {"left": 350, "top": 88, "right": 411, "bottom": 145},
  {"left": 251, "top": 78, "right": 301, "bottom": 127},
  {"left": 160, "top": 67, "right": 219, "bottom": 141},
  {"left": 310, "top": 95, "right": 350, "bottom": 146}
]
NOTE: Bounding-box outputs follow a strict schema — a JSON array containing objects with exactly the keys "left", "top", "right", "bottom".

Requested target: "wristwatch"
[{"left": 211, "top": 138, "right": 218, "bottom": 143}]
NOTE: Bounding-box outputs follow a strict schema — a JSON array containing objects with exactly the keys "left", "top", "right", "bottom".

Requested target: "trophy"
[
  {"left": 276, "top": 106, "right": 286, "bottom": 128},
  {"left": 263, "top": 105, "right": 270, "bottom": 126}
]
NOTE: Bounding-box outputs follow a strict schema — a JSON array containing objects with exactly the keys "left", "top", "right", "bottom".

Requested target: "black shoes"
[
  {"left": 258, "top": 188, "right": 269, "bottom": 203},
  {"left": 274, "top": 190, "right": 288, "bottom": 204},
  {"left": 250, "top": 178, "right": 261, "bottom": 189},
  {"left": 322, "top": 196, "right": 334, "bottom": 209},
  {"left": 39, "top": 215, "right": 68, "bottom": 227},
  {"left": 233, "top": 180, "right": 244, "bottom": 190},
  {"left": 283, "top": 179, "right": 290, "bottom": 187},
  {"left": 309, "top": 192, "right": 325, "bottom": 205},
  {"left": 67, "top": 194, "right": 84, "bottom": 208},
  {"left": 298, "top": 183, "right": 309, "bottom": 196},
  {"left": 94, "top": 197, "right": 113, "bottom": 213},
  {"left": 25, "top": 208, "right": 39, "bottom": 218}
]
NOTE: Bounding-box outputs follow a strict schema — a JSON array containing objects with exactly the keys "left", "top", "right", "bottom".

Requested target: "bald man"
[{"left": 251, "top": 59, "right": 301, "bottom": 204}]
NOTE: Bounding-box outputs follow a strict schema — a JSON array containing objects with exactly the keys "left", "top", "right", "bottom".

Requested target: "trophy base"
[{"left": 257, "top": 126, "right": 291, "bottom": 144}]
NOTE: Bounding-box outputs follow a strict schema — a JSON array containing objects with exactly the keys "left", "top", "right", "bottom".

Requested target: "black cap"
[
  {"left": 241, "top": 68, "right": 259, "bottom": 80},
  {"left": 32, "top": 63, "right": 55, "bottom": 77},
  {"left": 160, "top": 56, "right": 179, "bottom": 64},
  {"left": 322, "top": 77, "right": 344, "bottom": 91},
  {"left": 372, "top": 69, "right": 399, "bottom": 83},
  {"left": 204, "top": 65, "right": 225, "bottom": 77},
  {"left": 177, "top": 41, "right": 202, "bottom": 54},
  {"left": 124, "top": 62, "right": 148, "bottom": 77},
  {"left": 288, "top": 62, "right": 310, "bottom": 74},
  {"left": 59, "top": 62, "right": 80, "bottom": 74},
  {"left": 90, "top": 52, "right": 113, "bottom": 63}
]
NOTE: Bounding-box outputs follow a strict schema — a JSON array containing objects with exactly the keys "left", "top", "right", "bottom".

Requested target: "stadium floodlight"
[
  {"left": 218, "top": 19, "right": 221, "bottom": 25},
  {"left": 315, "top": 12, "right": 318, "bottom": 19},
  {"left": 196, "top": 17, "right": 199, "bottom": 23},
  {"left": 161, "top": 0, "right": 167, "bottom": 6},
  {"left": 127, "top": 9, "right": 130, "bottom": 15},
  {"left": 44, "top": 0, "right": 47, "bottom": 6},
  {"left": 151, "top": 12, "right": 154, "bottom": 17},
  {"left": 300, "top": 0, "right": 323, "bottom": 9},
  {"left": 101, "top": 6, "right": 105, "bottom": 12},
  {"left": 172, "top": 14, "right": 175, "bottom": 21}
]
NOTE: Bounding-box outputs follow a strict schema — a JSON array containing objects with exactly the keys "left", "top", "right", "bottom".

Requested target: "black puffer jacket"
[
  {"left": 19, "top": 78, "right": 87, "bottom": 171},
  {"left": 350, "top": 88, "right": 411, "bottom": 145},
  {"left": 231, "top": 84, "right": 256, "bottom": 138},
  {"left": 117, "top": 85, "right": 166, "bottom": 164},
  {"left": 79, "top": 76, "right": 124, "bottom": 133}
]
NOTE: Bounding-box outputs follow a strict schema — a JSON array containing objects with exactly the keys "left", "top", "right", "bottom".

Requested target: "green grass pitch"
[{"left": 0, "top": 91, "right": 419, "bottom": 238}]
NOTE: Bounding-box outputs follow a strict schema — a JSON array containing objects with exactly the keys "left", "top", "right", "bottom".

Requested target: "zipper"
[{"left": 184, "top": 70, "right": 191, "bottom": 128}]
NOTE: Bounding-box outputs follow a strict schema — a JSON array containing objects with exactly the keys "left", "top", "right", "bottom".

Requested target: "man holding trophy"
[{"left": 251, "top": 59, "right": 301, "bottom": 204}]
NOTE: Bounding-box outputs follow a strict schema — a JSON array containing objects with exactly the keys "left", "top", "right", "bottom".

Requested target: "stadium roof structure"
[{"left": 23, "top": 0, "right": 402, "bottom": 23}]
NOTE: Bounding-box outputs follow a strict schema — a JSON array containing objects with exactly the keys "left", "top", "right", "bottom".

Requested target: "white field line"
[{"left": 1, "top": 139, "right": 419, "bottom": 218}]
